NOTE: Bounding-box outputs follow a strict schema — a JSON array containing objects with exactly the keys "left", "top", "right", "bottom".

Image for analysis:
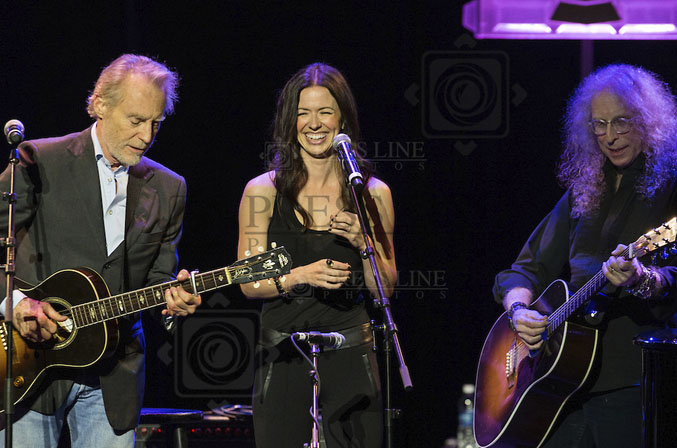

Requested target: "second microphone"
[{"left": 292, "top": 331, "right": 346, "bottom": 349}]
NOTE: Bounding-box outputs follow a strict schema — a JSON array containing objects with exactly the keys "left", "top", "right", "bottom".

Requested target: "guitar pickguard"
[{"left": 42, "top": 296, "right": 78, "bottom": 349}]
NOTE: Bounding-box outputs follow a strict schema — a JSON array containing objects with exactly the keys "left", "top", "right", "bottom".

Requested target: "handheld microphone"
[
  {"left": 4, "top": 119, "right": 25, "bottom": 145},
  {"left": 292, "top": 331, "right": 346, "bottom": 349},
  {"left": 331, "top": 133, "right": 364, "bottom": 191}
]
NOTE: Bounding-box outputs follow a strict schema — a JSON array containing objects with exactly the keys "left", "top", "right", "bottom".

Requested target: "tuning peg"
[
  {"left": 253, "top": 281, "right": 260, "bottom": 289},
  {"left": 245, "top": 250, "right": 251, "bottom": 257},
  {"left": 670, "top": 245, "right": 677, "bottom": 256},
  {"left": 661, "top": 248, "right": 670, "bottom": 260},
  {"left": 258, "top": 246, "right": 265, "bottom": 253},
  {"left": 271, "top": 241, "right": 277, "bottom": 248}
]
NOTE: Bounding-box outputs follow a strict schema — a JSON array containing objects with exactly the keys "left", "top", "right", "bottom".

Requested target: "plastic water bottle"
[
  {"left": 443, "top": 437, "right": 458, "bottom": 447},
  {"left": 457, "top": 383, "right": 477, "bottom": 448}
]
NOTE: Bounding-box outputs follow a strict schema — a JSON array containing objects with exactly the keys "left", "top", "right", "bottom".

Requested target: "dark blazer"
[{"left": 0, "top": 126, "right": 187, "bottom": 430}]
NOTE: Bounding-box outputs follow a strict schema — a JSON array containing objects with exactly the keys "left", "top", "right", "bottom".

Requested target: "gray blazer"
[{"left": 0, "top": 126, "right": 187, "bottom": 430}]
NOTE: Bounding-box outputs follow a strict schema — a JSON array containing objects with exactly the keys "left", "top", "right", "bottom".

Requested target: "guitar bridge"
[{"left": 505, "top": 339, "right": 518, "bottom": 388}]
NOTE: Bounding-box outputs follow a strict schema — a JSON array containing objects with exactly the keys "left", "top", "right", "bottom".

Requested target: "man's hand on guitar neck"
[
  {"left": 162, "top": 269, "right": 202, "bottom": 317},
  {"left": 14, "top": 298, "right": 68, "bottom": 343},
  {"left": 504, "top": 287, "right": 548, "bottom": 351}
]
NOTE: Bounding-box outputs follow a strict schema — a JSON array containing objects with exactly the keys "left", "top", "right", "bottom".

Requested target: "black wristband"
[{"left": 507, "top": 301, "right": 528, "bottom": 318}]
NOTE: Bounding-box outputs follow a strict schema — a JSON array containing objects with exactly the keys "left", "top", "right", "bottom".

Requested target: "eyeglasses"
[{"left": 588, "top": 117, "right": 633, "bottom": 136}]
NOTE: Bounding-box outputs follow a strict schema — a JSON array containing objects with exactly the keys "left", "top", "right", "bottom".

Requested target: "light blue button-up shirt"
[{"left": 91, "top": 122, "right": 129, "bottom": 256}]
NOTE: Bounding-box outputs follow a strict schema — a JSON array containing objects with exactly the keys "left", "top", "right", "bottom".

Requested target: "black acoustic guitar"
[
  {"left": 474, "top": 218, "right": 677, "bottom": 448},
  {"left": 0, "top": 247, "right": 291, "bottom": 413}
]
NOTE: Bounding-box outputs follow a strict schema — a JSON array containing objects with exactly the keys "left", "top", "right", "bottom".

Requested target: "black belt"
[{"left": 260, "top": 321, "right": 373, "bottom": 350}]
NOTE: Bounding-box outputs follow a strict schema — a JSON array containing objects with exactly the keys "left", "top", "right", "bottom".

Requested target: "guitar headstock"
[
  {"left": 630, "top": 217, "right": 677, "bottom": 259},
  {"left": 228, "top": 246, "right": 292, "bottom": 284}
]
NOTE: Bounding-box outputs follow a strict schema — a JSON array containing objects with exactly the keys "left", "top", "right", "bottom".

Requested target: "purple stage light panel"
[{"left": 463, "top": 0, "right": 677, "bottom": 40}]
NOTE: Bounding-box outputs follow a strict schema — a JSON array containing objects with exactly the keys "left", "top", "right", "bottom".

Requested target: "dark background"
[{"left": 2, "top": 1, "right": 677, "bottom": 447}]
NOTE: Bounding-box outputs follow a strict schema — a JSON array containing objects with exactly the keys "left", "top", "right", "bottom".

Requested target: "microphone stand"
[
  {"left": 306, "top": 343, "right": 321, "bottom": 448},
  {"left": 346, "top": 180, "right": 413, "bottom": 448},
  {"left": 2, "top": 140, "right": 20, "bottom": 448}
]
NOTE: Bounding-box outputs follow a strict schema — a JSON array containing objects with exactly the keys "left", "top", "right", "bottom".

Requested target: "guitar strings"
[
  {"left": 510, "top": 225, "right": 673, "bottom": 367},
  {"left": 54, "top": 254, "right": 279, "bottom": 328},
  {"left": 546, "top": 246, "right": 631, "bottom": 334}
]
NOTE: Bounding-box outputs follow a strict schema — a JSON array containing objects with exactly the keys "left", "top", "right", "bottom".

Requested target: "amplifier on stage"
[{"left": 135, "top": 406, "right": 254, "bottom": 448}]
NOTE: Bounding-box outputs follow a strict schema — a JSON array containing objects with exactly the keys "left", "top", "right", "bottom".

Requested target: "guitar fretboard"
[
  {"left": 66, "top": 246, "right": 289, "bottom": 329},
  {"left": 546, "top": 246, "right": 632, "bottom": 334},
  {"left": 71, "top": 267, "right": 233, "bottom": 328}
]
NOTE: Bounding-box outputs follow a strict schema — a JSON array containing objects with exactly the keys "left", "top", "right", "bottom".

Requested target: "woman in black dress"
[{"left": 237, "top": 62, "right": 397, "bottom": 448}]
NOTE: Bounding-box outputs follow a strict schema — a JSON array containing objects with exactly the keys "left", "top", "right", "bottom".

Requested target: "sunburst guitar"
[
  {"left": 474, "top": 218, "right": 677, "bottom": 448},
  {"left": 0, "top": 246, "right": 291, "bottom": 413}
]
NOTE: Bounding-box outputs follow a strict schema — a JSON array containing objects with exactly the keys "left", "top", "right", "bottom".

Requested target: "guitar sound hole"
[
  {"left": 54, "top": 319, "right": 73, "bottom": 343},
  {"left": 44, "top": 299, "right": 74, "bottom": 345}
]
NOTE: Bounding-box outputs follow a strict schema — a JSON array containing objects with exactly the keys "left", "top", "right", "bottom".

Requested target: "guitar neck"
[
  {"left": 68, "top": 246, "right": 291, "bottom": 328},
  {"left": 71, "top": 267, "right": 233, "bottom": 328},
  {"left": 545, "top": 246, "right": 631, "bottom": 334}
]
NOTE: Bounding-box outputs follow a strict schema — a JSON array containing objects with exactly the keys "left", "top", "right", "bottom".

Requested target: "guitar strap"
[{"left": 122, "top": 237, "right": 130, "bottom": 294}]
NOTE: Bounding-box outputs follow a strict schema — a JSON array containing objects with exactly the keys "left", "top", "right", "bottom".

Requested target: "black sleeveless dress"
[
  {"left": 262, "top": 194, "right": 369, "bottom": 333},
  {"left": 253, "top": 193, "right": 383, "bottom": 448}
]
